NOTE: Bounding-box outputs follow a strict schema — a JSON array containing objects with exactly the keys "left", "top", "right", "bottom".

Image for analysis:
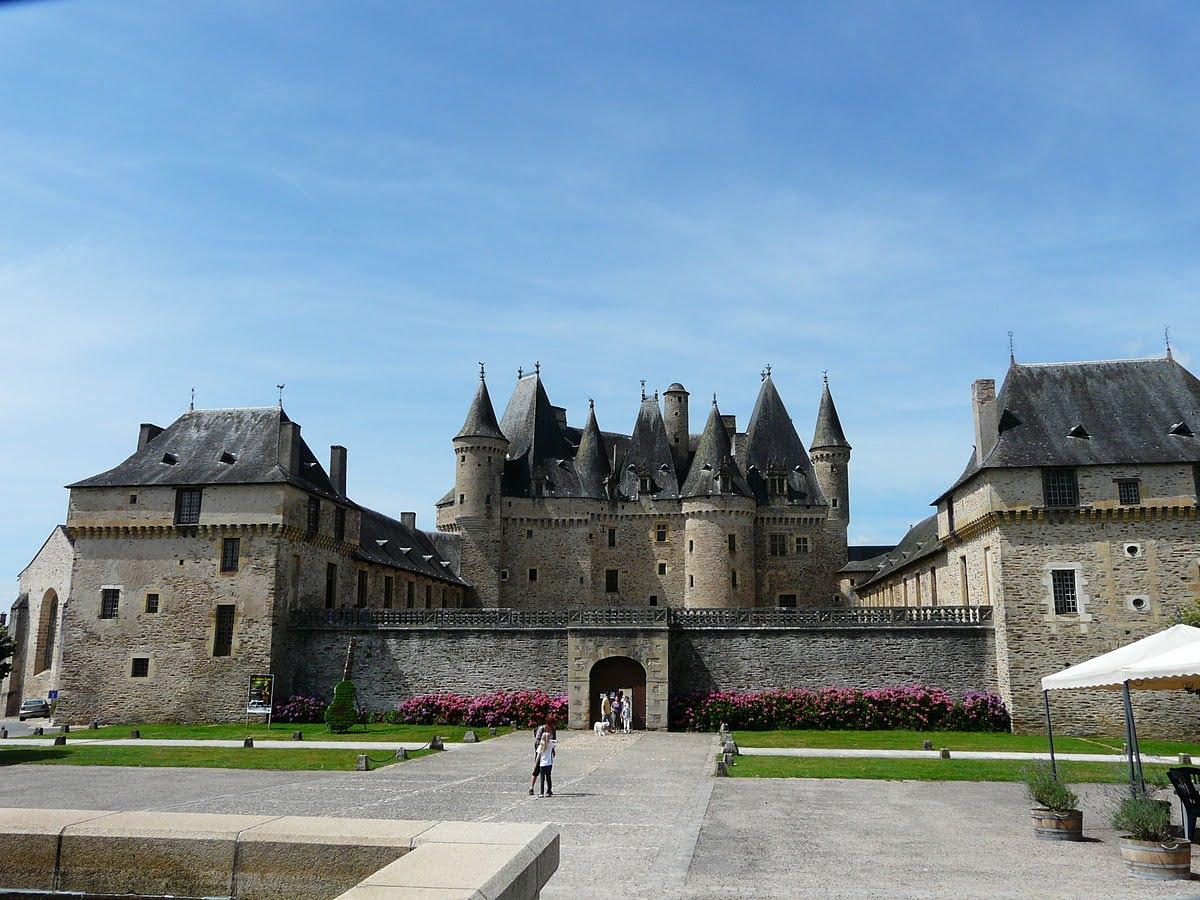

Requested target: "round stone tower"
[
  {"left": 450, "top": 367, "right": 508, "bottom": 606},
  {"left": 663, "top": 382, "right": 690, "bottom": 465},
  {"left": 810, "top": 375, "right": 851, "bottom": 527}
]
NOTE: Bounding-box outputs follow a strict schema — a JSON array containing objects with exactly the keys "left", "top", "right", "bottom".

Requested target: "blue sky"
[{"left": 2, "top": 2, "right": 1199, "bottom": 581}]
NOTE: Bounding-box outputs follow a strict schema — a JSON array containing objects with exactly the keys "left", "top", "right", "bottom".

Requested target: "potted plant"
[
  {"left": 1112, "top": 784, "right": 1191, "bottom": 880},
  {"left": 1023, "top": 763, "right": 1083, "bottom": 841}
]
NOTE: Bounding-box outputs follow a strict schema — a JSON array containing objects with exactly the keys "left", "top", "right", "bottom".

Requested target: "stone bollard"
[
  {"left": 0, "top": 728, "right": 7, "bottom": 739},
  {"left": 33, "top": 727, "right": 43, "bottom": 736},
  {"left": 922, "top": 740, "right": 934, "bottom": 751},
  {"left": 292, "top": 731, "right": 304, "bottom": 741},
  {"left": 243, "top": 738, "right": 254, "bottom": 748},
  {"left": 88, "top": 721, "right": 99, "bottom": 730},
  {"left": 488, "top": 727, "right": 498, "bottom": 737},
  {"left": 53, "top": 735, "right": 67, "bottom": 746},
  {"left": 130, "top": 729, "right": 141, "bottom": 739},
  {"left": 715, "top": 758, "right": 729, "bottom": 777},
  {"left": 396, "top": 748, "right": 409, "bottom": 761},
  {"left": 430, "top": 736, "right": 445, "bottom": 751},
  {"left": 356, "top": 754, "right": 369, "bottom": 771},
  {"left": 1181, "top": 753, "right": 1193, "bottom": 766},
  {"left": 723, "top": 740, "right": 738, "bottom": 757},
  {"left": 62, "top": 725, "right": 70, "bottom": 734},
  {"left": 463, "top": 730, "right": 478, "bottom": 744},
  {"left": 939, "top": 748, "right": 951, "bottom": 759},
  {"left": 723, "top": 751, "right": 735, "bottom": 767}
]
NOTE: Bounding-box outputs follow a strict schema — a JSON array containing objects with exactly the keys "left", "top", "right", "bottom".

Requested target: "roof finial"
[
  {"left": 1008, "top": 330, "right": 1016, "bottom": 365},
  {"left": 588, "top": 397, "right": 595, "bottom": 411},
  {"left": 822, "top": 370, "right": 828, "bottom": 386},
  {"left": 517, "top": 366, "right": 524, "bottom": 379},
  {"left": 190, "top": 387, "right": 196, "bottom": 411},
  {"left": 760, "top": 368, "right": 766, "bottom": 382},
  {"left": 765, "top": 363, "right": 772, "bottom": 378},
  {"left": 654, "top": 389, "right": 659, "bottom": 402},
  {"left": 534, "top": 360, "right": 541, "bottom": 376},
  {"left": 640, "top": 379, "right": 646, "bottom": 401},
  {"left": 478, "top": 361, "right": 486, "bottom": 381},
  {"left": 276, "top": 384, "right": 285, "bottom": 408},
  {"left": 712, "top": 392, "right": 718, "bottom": 407},
  {"left": 1166, "top": 325, "right": 1174, "bottom": 360}
]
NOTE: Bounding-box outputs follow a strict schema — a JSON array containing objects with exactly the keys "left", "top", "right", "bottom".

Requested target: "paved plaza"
[{"left": 1, "top": 730, "right": 1198, "bottom": 897}]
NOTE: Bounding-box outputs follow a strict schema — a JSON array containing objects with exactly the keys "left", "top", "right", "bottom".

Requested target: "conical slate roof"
[
  {"left": 575, "top": 401, "right": 611, "bottom": 499},
  {"left": 740, "top": 375, "right": 822, "bottom": 505},
  {"left": 681, "top": 401, "right": 752, "bottom": 498},
  {"left": 812, "top": 380, "right": 850, "bottom": 450},
  {"left": 497, "top": 373, "right": 578, "bottom": 497},
  {"left": 454, "top": 376, "right": 506, "bottom": 441},
  {"left": 618, "top": 396, "right": 680, "bottom": 499}
]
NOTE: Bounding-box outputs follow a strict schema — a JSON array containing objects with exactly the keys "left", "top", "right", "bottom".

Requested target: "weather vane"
[
  {"left": 478, "top": 362, "right": 486, "bottom": 381},
  {"left": 190, "top": 387, "right": 195, "bottom": 411},
  {"left": 1166, "top": 325, "right": 1173, "bottom": 359},
  {"left": 534, "top": 360, "right": 541, "bottom": 375},
  {"left": 640, "top": 379, "right": 646, "bottom": 401},
  {"left": 822, "top": 370, "right": 828, "bottom": 385},
  {"left": 1008, "top": 330, "right": 1016, "bottom": 364},
  {"left": 276, "top": 384, "right": 285, "bottom": 408}
]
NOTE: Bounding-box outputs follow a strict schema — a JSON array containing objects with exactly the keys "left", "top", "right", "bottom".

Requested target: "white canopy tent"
[{"left": 1040, "top": 624, "right": 1200, "bottom": 786}]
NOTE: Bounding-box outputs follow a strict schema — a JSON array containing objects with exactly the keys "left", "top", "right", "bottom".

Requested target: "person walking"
[
  {"left": 621, "top": 695, "right": 632, "bottom": 733},
  {"left": 609, "top": 692, "right": 620, "bottom": 731},
  {"left": 528, "top": 723, "right": 545, "bottom": 795},
  {"left": 536, "top": 724, "right": 556, "bottom": 797},
  {"left": 600, "top": 693, "right": 612, "bottom": 731}
]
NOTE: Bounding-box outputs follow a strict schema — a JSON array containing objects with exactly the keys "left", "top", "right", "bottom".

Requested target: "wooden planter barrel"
[
  {"left": 1118, "top": 838, "right": 1192, "bottom": 880},
  {"left": 1030, "top": 808, "right": 1083, "bottom": 841}
]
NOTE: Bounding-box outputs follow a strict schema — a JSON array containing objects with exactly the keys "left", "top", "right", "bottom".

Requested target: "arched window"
[{"left": 35, "top": 590, "right": 59, "bottom": 675}]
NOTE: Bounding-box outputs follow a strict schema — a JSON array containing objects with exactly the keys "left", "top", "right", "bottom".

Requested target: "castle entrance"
[{"left": 588, "top": 656, "right": 647, "bottom": 731}]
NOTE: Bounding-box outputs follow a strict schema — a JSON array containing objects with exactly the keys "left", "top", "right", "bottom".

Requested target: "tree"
[
  {"left": 1181, "top": 601, "right": 1200, "bottom": 629},
  {"left": 0, "top": 622, "right": 14, "bottom": 682}
]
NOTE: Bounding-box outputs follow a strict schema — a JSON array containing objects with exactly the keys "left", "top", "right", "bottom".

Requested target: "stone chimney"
[
  {"left": 400, "top": 511, "right": 417, "bottom": 531},
  {"left": 721, "top": 415, "right": 737, "bottom": 438},
  {"left": 138, "top": 423, "right": 164, "bottom": 451},
  {"left": 329, "top": 445, "right": 347, "bottom": 496},
  {"left": 278, "top": 420, "right": 301, "bottom": 474},
  {"left": 972, "top": 379, "right": 998, "bottom": 465}
]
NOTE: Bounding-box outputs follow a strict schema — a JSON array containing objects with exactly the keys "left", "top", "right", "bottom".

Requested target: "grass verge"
[
  {"left": 728, "top": 729, "right": 1199, "bottom": 757},
  {"left": 728, "top": 754, "right": 1168, "bottom": 783},
  {"left": 22, "top": 722, "right": 511, "bottom": 743},
  {"left": 0, "top": 744, "right": 433, "bottom": 771}
]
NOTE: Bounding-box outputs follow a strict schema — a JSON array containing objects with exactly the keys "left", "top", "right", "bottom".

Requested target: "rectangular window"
[
  {"left": 500, "top": 569, "right": 509, "bottom": 582},
  {"left": 796, "top": 536, "right": 810, "bottom": 554},
  {"left": 731, "top": 570, "right": 738, "bottom": 589},
  {"left": 929, "top": 567, "right": 938, "bottom": 605},
  {"left": 129, "top": 493, "right": 138, "bottom": 504},
  {"left": 688, "top": 574, "right": 694, "bottom": 588},
  {"left": 406, "top": 580, "right": 415, "bottom": 607},
  {"left": 383, "top": 576, "right": 394, "bottom": 609},
  {"left": 325, "top": 563, "right": 337, "bottom": 609},
  {"left": 1051, "top": 569, "right": 1079, "bottom": 615},
  {"left": 485, "top": 493, "right": 492, "bottom": 505},
  {"left": 778, "top": 594, "right": 797, "bottom": 608},
  {"left": 728, "top": 534, "right": 737, "bottom": 553},
  {"left": 356, "top": 570, "right": 368, "bottom": 608},
  {"left": 100, "top": 588, "right": 119, "bottom": 619},
  {"left": 130, "top": 657, "right": 149, "bottom": 678},
  {"left": 334, "top": 506, "right": 346, "bottom": 541},
  {"left": 145, "top": 593, "right": 159, "bottom": 614},
  {"left": 307, "top": 497, "right": 321, "bottom": 536},
  {"left": 768, "top": 474, "right": 786, "bottom": 495},
  {"left": 458, "top": 493, "right": 465, "bottom": 504},
  {"left": 220, "top": 537, "right": 240, "bottom": 573},
  {"left": 424, "top": 584, "right": 431, "bottom": 608},
  {"left": 1042, "top": 468, "right": 1079, "bottom": 508},
  {"left": 526, "top": 529, "right": 533, "bottom": 539},
  {"left": 213, "top": 604, "right": 235, "bottom": 657},
  {"left": 649, "top": 595, "right": 658, "bottom": 606},
  {"left": 441, "top": 587, "right": 447, "bottom": 606},
  {"left": 607, "top": 528, "right": 617, "bottom": 547},
  {"left": 959, "top": 556, "right": 969, "bottom": 604},
  {"left": 528, "top": 568, "right": 538, "bottom": 582},
  {"left": 688, "top": 540, "right": 694, "bottom": 553},
  {"left": 174, "top": 488, "right": 202, "bottom": 525},
  {"left": 655, "top": 524, "right": 668, "bottom": 542},
  {"left": 605, "top": 569, "right": 619, "bottom": 593},
  {"left": 769, "top": 534, "right": 788, "bottom": 557},
  {"left": 657, "top": 562, "right": 667, "bottom": 576},
  {"left": 1117, "top": 479, "right": 1141, "bottom": 505}
]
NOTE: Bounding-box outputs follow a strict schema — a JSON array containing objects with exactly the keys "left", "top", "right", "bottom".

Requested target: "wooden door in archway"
[{"left": 589, "top": 656, "right": 647, "bottom": 730}]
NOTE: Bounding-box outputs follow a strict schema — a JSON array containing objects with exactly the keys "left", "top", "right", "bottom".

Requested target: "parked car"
[{"left": 18, "top": 698, "right": 50, "bottom": 721}]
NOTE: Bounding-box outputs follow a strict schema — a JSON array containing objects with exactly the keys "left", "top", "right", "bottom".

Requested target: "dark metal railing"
[{"left": 288, "top": 605, "right": 992, "bottom": 630}]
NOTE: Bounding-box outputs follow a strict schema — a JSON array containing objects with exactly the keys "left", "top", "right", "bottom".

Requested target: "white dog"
[{"left": 593, "top": 720, "right": 611, "bottom": 736}]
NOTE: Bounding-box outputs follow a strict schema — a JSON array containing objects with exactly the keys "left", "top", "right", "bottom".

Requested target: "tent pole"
[
  {"left": 1121, "top": 681, "right": 1143, "bottom": 793},
  {"left": 1043, "top": 690, "right": 1057, "bottom": 778},
  {"left": 1125, "top": 681, "right": 1145, "bottom": 790}
]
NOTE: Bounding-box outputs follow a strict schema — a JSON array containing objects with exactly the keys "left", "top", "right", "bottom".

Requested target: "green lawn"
[
  {"left": 729, "top": 729, "right": 1200, "bottom": 757},
  {"left": 23, "top": 722, "right": 511, "bottom": 743},
  {"left": 729, "top": 754, "right": 1168, "bottom": 783},
  {"left": 0, "top": 744, "right": 432, "bottom": 771}
]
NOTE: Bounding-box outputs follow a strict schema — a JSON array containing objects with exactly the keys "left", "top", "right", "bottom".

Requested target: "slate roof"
[
  {"left": 68, "top": 408, "right": 341, "bottom": 499},
  {"left": 618, "top": 396, "right": 681, "bottom": 499},
  {"left": 936, "top": 357, "right": 1200, "bottom": 501},
  {"left": 455, "top": 376, "right": 505, "bottom": 441},
  {"left": 839, "top": 544, "right": 897, "bottom": 574},
  {"left": 354, "top": 506, "right": 466, "bottom": 586},
  {"left": 681, "top": 401, "right": 753, "bottom": 499},
  {"left": 856, "top": 514, "right": 942, "bottom": 589},
  {"left": 812, "top": 381, "right": 851, "bottom": 449},
  {"left": 740, "top": 375, "right": 824, "bottom": 506},
  {"left": 575, "top": 401, "right": 612, "bottom": 499},
  {"left": 498, "top": 374, "right": 586, "bottom": 498}
]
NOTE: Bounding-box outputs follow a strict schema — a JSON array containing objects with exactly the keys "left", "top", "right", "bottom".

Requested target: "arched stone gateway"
[
  {"left": 588, "top": 656, "right": 647, "bottom": 730},
  {"left": 566, "top": 627, "right": 669, "bottom": 730}
]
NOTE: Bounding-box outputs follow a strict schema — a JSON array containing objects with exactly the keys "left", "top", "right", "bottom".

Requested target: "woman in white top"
[
  {"left": 621, "top": 697, "right": 633, "bottom": 733},
  {"left": 536, "top": 726, "right": 556, "bottom": 797}
]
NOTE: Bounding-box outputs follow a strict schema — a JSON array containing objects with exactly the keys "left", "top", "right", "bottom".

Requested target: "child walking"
[{"left": 536, "top": 724, "right": 556, "bottom": 797}]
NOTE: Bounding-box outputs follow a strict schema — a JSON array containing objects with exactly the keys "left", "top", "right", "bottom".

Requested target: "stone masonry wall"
[{"left": 3, "top": 527, "right": 73, "bottom": 712}]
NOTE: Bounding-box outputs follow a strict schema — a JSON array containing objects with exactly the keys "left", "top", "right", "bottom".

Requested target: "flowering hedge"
[
  {"left": 274, "top": 695, "right": 327, "bottom": 723},
  {"left": 671, "top": 687, "right": 1009, "bottom": 732},
  {"left": 381, "top": 690, "right": 567, "bottom": 729}
]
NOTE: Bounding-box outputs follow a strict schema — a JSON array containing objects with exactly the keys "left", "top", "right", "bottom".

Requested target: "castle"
[{"left": 435, "top": 366, "right": 852, "bottom": 610}]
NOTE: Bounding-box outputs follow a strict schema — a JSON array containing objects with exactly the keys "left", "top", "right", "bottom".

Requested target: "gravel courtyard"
[{"left": 1, "top": 730, "right": 1195, "bottom": 898}]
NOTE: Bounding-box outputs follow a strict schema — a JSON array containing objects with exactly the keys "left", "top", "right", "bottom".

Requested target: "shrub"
[
  {"left": 1022, "top": 763, "right": 1079, "bottom": 812},
  {"left": 670, "top": 686, "right": 1010, "bottom": 732},
  {"left": 1112, "top": 788, "right": 1174, "bottom": 843},
  {"left": 324, "top": 680, "right": 359, "bottom": 733},
  {"left": 388, "top": 690, "right": 567, "bottom": 729},
  {"left": 276, "top": 695, "right": 326, "bottom": 724}
]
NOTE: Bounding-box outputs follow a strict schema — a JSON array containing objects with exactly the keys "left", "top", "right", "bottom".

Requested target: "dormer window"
[
  {"left": 638, "top": 475, "right": 653, "bottom": 494},
  {"left": 768, "top": 474, "right": 786, "bottom": 495},
  {"left": 219, "top": 451, "right": 237, "bottom": 464},
  {"left": 1067, "top": 424, "right": 1089, "bottom": 439},
  {"left": 1170, "top": 421, "right": 1194, "bottom": 437},
  {"left": 161, "top": 452, "right": 178, "bottom": 466}
]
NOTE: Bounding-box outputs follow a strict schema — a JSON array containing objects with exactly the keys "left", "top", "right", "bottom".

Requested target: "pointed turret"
[
  {"left": 681, "top": 398, "right": 752, "bottom": 498},
  {"left": 455, "top": 368, "right": 505, "bottom": 441},
  {"left": 741, "top": 372, "right": 822, "bottom": 505},
  {"left": 497, "top": 369, "right": 574, "bottom": 496},
  {"left": 575, "top": 399, "right": 611, "bottom": 499},
  {"left": 618, "top": 394, "right": 680, "bottom": 499},
  {"left": 812, "top": 378, "right": 850, "bottom": 450}
]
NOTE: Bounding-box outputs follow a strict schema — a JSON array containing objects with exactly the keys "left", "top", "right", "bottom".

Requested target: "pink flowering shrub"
[
  {"left": 274, "top": 695, "right": 327, "bottom": 723},
  {"left": 672, "top": 686, "right": 1009, "bottom": 732},
  {"left": 385, "top": 690, "right": 568, "bottom": 728}
]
